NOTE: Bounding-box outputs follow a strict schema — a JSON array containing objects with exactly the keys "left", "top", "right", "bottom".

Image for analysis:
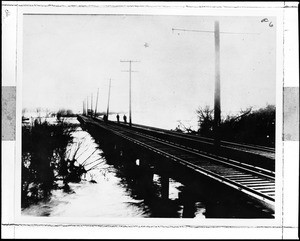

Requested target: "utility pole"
[
  {"left": 172, "top": 21, "right": 258, "bottom": 151},
  {"left": 86, "top": 97, "right": 88, "bottom": 116},
  {"left": 91, "top": 93, "right": 93, "bottom": 117},
  {"left": 106, "top": 79, "right": 111, "bottom": 120},
  {"left": 85, "top": 99, "right": 87, "bottom": 115},
  {"left": 83, "top": 100, "right": 85, "bottom": 115},
  {"left": 121, "top": 60, "right": 140, "bottom": 127},
  {"left": 214, "top": 21, "right": 221, "bottom": 150},
  {"left": 87, "top": 96, "right": 89, "bottom": 116},
  {"left": 173, "top": 22, "right": 221, "bottom": 150},
  {"left": 95, "top": 88, "right": 99, "bottom": 117}
]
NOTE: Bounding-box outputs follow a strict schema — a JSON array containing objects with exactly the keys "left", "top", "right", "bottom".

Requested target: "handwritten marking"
[
  {"left": 261, "top": 18, "right": 274, "bottom": 27},
  {"left": 261, "top": 18, "right": 269, "bottom": 23},
  {"left": 5, "top": 9, "right": 10, "bottom": 18}
]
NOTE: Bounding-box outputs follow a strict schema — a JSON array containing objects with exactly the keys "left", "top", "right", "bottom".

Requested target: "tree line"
[{"left": 196, "top": 104, "right": 275, "bottom": 147}]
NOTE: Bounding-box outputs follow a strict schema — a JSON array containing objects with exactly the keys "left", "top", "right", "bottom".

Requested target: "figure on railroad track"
[
  {"left": 116, "top": 114, "right": 120, "bottom": 123},
  {"left": 123, "top": 114, "right": 127, "bottom": 124}
]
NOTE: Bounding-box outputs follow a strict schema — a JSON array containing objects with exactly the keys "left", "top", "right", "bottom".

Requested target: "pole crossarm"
[
  {"left": 120, "top": 60, "right": 141, "bottom": 63},
  {"left": 121, "top": 70, "right": 138, "bottom": 72},
  {"left": 172, "top": 28, "right": 260, "bottom": 35}
]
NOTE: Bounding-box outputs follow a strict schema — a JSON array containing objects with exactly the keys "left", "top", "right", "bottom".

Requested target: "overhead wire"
[{"left": 172, "top": 28, "right": 261, "bottom": 35}]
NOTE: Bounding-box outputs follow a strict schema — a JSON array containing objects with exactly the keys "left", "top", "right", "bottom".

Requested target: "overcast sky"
[{"left": 23, "top": 15, "right": 276, "bottom": 129}]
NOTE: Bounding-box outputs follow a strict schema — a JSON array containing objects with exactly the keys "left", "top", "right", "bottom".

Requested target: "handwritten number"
[
  {"left": 261, "top": 18, "right": 268, "bottom": 23},
  {"left": 261, "top": 18, "right": 273, "bottom": 27},
  {"left": 4, "top": 9, "right": 10, "bottom": 19}
]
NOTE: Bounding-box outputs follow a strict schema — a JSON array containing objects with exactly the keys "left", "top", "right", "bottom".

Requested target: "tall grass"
[{"left": 21, "top": 118, "right": 78, "bottom": 208}]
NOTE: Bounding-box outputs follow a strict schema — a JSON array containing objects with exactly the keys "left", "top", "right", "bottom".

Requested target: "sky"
[{"left": 23, "top": 14, "right": 276, "bottom": 130}]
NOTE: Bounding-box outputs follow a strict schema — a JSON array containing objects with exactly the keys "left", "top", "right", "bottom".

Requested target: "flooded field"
[
  {"left": 22, "top": 123, "right": 207, "bottom": 218},
  {"left": 22, "top": 118, "right": 273, "bottom": 219}
]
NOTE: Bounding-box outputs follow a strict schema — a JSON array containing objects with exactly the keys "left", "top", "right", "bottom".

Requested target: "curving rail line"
[
  {"left": 117, "top": 121, "right": 275, "bottom": 155},
  {"left": 81, "top": 116, "right": 275, "bottom": 211},
  {"left": 96, "top": 118, "right": 275, "bottom": 170}
]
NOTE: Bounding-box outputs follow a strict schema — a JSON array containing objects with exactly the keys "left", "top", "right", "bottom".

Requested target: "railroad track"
[
  {"left": 95, "top": 119, "right": 275, "bottom": 170},
  {"left": 83, "top": 116, "right": 275, "bottom": 211},
  {"left": 117, "top": 121, "right": 275, "bottom": 155}
]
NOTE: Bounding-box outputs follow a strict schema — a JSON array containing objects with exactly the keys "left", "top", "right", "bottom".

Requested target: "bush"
[
  {"left": 57, "top": 109, "right": 75, "bottom": 120},
  {"left": 196, "top": 105, "right": 275, "bottom": 146},
  {"left": 21, "top": 119, "right": 75, "bottom": 208},
  {"left": 196, "top": 106, "right": 214, "bottom": 138}
]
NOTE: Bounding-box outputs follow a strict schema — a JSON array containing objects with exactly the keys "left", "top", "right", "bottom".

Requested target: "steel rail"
[
  {"left": 115, "top": 121, "right": 275, "bottom": 154},
  {"left": 92, "top": 117, "right": 274, "bottom": 176},
  {"left": 105, "top": 122, "right": 274, "bottom": 180},
  {"left": 82, "top": 117, "right": 275, "bottom": 207},
  {"left": 98, "top": 122, "right": 275, "bottom": 207}
]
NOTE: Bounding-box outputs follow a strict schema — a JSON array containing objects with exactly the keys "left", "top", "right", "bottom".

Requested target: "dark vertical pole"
[
  {"left": 129, "top": 61, "right": 132, "bottom": 127},
  {"left": 86, "top": 97, "right": 88, "bottom": 116},
  {"left": 95, "top": 88, "right": 99, "bottom": 117},
  {"left": 106, "top": 79, "right": 111, "bottom": 120},
  {"left": 214, "top": 21, "right": 221, "bottom": 151},
  {"left": 91, "top": 93, "right": 93, "bottom": 117},
  {"left": 87, "top": 96, "right": 89, "bottom": 116},
  {"left": 121, "top": 60, "right": 139, "bottom": 126}
]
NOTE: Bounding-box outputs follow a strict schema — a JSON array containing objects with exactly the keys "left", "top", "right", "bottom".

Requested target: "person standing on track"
[
  {"left": 116, "top": 114, "right": 120, "bottom": 123},
  {"left": 123, "top": 114, "right": 127, "bottom": 124}
]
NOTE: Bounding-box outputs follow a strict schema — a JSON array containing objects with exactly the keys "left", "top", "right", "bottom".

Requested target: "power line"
[
  {"left": 172, "top": 28, "right": 261, "bottom": 35},
  {"left": 172, "top": 22, "right": 261, "bottom": 151}
]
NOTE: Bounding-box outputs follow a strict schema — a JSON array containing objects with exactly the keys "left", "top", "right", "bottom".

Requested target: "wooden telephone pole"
[
  {"left": 120, "top": 60, "right": 140, "bottom": 127},
  {"left": 172, "top": 21, "right": 258, "bottom": 151},
  {"left": 106, "top": 79, "right": 111, "bottom": 120},
  {"left": 94, "top": 88, "right": 99, "bottom": 117},
  {"left": 213, "top": 21, "right": 221, "bottom": 149}
]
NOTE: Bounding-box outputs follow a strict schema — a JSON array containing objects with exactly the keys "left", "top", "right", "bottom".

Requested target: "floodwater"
[
  {"left": 22, "top": 118, "right": 274, "bottom": 218},
  {"left": 22, "top": 125, "right": 206, "bottom": 218}
]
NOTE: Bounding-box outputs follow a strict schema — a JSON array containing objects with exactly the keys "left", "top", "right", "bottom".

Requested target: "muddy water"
[
  {"left": 22, "top": 126, "right": 206, "bottom": 218},
  {"left": 21, "top": 121, "right": 273, "bottom": 219}
]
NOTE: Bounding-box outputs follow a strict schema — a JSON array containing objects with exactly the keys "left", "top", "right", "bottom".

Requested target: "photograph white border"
[{"left": 2, "top": 1, "right": 298, "bottom": 239}]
